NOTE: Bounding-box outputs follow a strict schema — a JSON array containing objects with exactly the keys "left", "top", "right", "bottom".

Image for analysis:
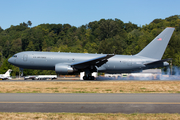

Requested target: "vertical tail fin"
[
  {"left": 135, "top": 27, "right": 175, "bottom": 59},
  {"left": 5, "top": 69, "right": 12, "bottom": 76}
]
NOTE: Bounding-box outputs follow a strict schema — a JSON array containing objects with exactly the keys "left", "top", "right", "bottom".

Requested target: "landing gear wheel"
[
  {"left": 83, "top": 68, "right": 96, "bottom": 80},
  {"left": 88, "top": 76, "right": 92, "bottom": 80},
  {"left": 83, "top": 76, "right": 87, "bottom": 80},
  {"left": 83, "top": 76, "right": 95, "bottom": 80}
]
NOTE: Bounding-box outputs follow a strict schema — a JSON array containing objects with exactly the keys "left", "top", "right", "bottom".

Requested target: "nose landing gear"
[{"left": 19, "top": 68, "right": 23, "bottom": 77}]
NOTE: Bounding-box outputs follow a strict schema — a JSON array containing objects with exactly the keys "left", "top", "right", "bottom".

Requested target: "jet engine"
[{"left": 55, "top": 63, "right": 74, "bottom": 74}]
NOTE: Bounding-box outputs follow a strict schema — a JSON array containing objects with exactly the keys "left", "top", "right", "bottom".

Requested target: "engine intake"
[{"left": 55, "top": 63, "right": 74, "bottom": 74}]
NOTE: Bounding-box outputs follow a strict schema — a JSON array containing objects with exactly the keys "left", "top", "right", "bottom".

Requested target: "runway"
[{"left": 0, "top": 93, "right": 180, "bottom": 113}]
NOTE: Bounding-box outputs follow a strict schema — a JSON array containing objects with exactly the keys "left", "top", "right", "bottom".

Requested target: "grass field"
[
  {"left": 0, "top": 113, "right": 180, "bottom": 120},
  {"left": 0, "top": 81, "right": 180, "bottom": 93}
]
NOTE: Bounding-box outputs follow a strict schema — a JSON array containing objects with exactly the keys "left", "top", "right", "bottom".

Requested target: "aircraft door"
[{"left": 23, "top": 54, "right": 28, "bottom": 61}]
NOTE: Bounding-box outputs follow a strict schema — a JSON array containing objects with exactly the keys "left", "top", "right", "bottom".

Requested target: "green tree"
[
  {"left": 0, "top": 26, "right": 3, "bottom": 33},
  {"left": 0, "top": 58, "right": 12, "bottom": 74},
  {"left": 26, "top": 41, "right": 35, "bottom": 51},
  {"left": 27, "top": 20, "right": 32, "bottom": 26},
  {"left": 10, "top": 38, "right": 22, "bottom": 55},
  {"left": 124, "top": 22, "right": 138, "bottom": 33},
  {"left": 0, "top": 15, "right": 180, "bottom": 75}
]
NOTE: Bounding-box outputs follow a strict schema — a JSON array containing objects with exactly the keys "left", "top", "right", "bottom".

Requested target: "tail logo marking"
[{"left": 157, "top": 38, "right": 162, "bottom": 41}]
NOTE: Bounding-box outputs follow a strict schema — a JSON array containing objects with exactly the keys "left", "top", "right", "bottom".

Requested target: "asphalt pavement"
[{"left": 0, "top": 93, "right": 180, "bottom": 113}]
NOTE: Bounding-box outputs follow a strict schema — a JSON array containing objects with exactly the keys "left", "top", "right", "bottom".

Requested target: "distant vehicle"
[
  {"left": 8, "top": 28, "right": 175, "bottom": 80},
  {"left": 24, "top": 75, "right": 37, "bottom": 80},
  {"left": 24, "top": 75, "right": 57, "bottom": 80},
  {"left": 0, "top": 69, "right": 12, "bottom": 80}
]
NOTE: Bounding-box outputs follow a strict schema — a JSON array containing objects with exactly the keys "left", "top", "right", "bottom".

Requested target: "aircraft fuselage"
[{"left": 8, "top": 51, "right": 167, "bottom": 74}]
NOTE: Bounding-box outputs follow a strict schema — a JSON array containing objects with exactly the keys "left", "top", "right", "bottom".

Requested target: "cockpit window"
[{"left": 13, "top": 55, "right": 17, "bottom": 57}]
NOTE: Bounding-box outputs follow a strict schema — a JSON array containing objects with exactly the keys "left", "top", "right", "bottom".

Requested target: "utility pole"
[{"left": 170, "top": 60, "right": 172, "bottom": 75}]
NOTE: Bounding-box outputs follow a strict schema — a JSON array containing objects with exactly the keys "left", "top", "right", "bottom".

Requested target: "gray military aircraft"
[{"left": 8, "top": 27, "right": 175, "bottom": 80}]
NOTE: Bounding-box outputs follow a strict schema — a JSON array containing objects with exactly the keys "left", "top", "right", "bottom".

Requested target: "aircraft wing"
[{"left": 71, "top": 54, "right": 114, "bottom": 69}]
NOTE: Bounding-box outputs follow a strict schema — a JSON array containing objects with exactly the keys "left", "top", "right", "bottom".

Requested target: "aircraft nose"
[{"left": 8, "top": 57, "right": 13, "bottom": 64}]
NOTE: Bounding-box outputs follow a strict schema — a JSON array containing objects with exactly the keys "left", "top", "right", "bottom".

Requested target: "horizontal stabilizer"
[{"left": 144, "top": 58, "right": 172, "bottom": 65}]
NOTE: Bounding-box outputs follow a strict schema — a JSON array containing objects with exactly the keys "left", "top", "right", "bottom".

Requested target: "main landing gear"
[
  {"left": 83, "top": 75, "right": 95, "bottom": 80},
  {"left": 83, "top": 69, "right": 95, "bottom": 80}
]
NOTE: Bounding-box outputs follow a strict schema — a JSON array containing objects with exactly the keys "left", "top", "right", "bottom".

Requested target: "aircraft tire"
[
  {"left": 88, "top": 76, "right": 92, "bottom": 80},
  {"left": 83, "top": 76, "right": 87, "bottom": 80},
  {"left": 83, "top": 76, "right": 95, "bottom": 80}
]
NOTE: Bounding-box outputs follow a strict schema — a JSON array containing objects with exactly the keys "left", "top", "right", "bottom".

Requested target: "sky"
[{"left": 0, "top": 0, "right": 179, "bottom": 30}]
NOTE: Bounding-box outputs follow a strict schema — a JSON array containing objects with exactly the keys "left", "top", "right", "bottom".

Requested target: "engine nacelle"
[{"left": 55, "top": 63, "right": 74, "bottom": 74}]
